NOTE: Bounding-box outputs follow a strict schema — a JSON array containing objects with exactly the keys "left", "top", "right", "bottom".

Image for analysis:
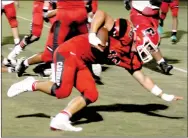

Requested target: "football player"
[
  {"left": 123, "top": 0, "right": 173, "bottom": 74},
  {"left": 2, "top": 0, "right": 20, "bottom": 46},
  {"left": 8, "top": 24, "right": 182, "bottom": 132},
  {"left": 7, "top": 0, "right": 56, "bottom": 65},
  {"left": 15, "top": 0, "right": 98, "bottom": 79},
  {"left": 158, "top": 0, "right": 179, "bottom": 42}
]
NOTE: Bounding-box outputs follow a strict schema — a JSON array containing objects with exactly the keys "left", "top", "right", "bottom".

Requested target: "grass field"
[{"left": 1, "top": 1, "right": 187, "bottom": 137}]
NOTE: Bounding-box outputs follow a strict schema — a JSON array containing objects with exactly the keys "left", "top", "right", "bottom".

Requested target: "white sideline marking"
[
  {"left": 17, "top": 15, "right": 188, "bottom": 74},
  {"left": 173, "top": 67, "right": 187, "bottom": 73}
]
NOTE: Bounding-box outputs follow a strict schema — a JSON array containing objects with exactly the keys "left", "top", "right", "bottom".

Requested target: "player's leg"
[
  {"left": 3, "top": 3, "right": 20, "bottom": 45},
  {"left": 16, "top": 27, "right": 54, "bottom": 77},
  {"left": 8, "top": 1, "right": 44, "bottom": 62},
  {"left": 7, "top": 50, "right": 75, "bottom": 98},
  {"left": 50, "top": 65, "right": 98, "bottom": 131},
  {"left": 170, "top": 0, "right": 179, "bottom": 42},
  {"left": 158, "top": 2, "right": 169, "bottom": 35},
  {"left": 152, "top": 49, "right": 173, "bottom": 74}
]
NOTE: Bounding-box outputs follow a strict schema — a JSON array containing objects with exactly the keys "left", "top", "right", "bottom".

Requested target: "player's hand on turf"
[
  {"left": 89, "top": 33, "right": 104, "bottom": 52},
  {"left": 173, "top": 96, "right": 183, "bottom": 101}
]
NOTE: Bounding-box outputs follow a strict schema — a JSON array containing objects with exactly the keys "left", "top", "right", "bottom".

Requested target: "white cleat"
[
  {"left": 8, "top": 45, "right": 23, "bottom": 63},
  {"left": 7, "top": 77, "right": 36, "bottom": 98},
  {"left": 50, "top": 113, "right": 83, "bottom": 132}
]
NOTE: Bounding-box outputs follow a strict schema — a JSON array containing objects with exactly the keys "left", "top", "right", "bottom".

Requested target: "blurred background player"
[
  {"left": 7, "top": 0, "right": 56, "bottom": 64},
  {"left": 1, "top": 0, "right": 20, "bottom": 46},
  {"left": 124, "top": 0, "right": 173, "bottom": 75},
  {"left": 15, "top": 0, "right": 99, "bottom": 79},
  {"left": 158, "top": 0, "right": 179, "bottom": 43}
]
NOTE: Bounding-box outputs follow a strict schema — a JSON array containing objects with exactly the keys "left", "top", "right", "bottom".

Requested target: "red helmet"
[
  {"left": 134, "top": 24, "right": 160, "bottom": 63},
  {"left": 113, "top": 18, "right": 134, "bottom": 45}
]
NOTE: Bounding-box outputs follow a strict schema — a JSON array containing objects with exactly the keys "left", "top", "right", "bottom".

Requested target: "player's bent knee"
[
  {"left": 52, "top": 86, "right": 72, "bottom": 99},
  {"left": 83, "top": 89, "right": 99, "bottom": 104}
]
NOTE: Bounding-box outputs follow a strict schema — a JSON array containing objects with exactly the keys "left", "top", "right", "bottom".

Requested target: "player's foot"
[
  {"left": 171, "top": 35, "right": 177, "bottom": 43},
  {"left": 7, "top": 45, "right": 23, "bottom": 64},
  {"left": 158, "top": 62, "right": 173, "bottom": 74},
  {"left": 2, "top": 58, "right": 13, "bottom": 67},
  {"left": 16, "top": 59, "right": 28, "bottom": 77},
  {"left": 33, "top": 62, "right": 52, "bottom": 77},
  {"left": 158, "top": 25, "right": 163, "bottom": 36},
  {"left": 7, "top": 77, "right": 36, "bottom": 97},
  {"left": 50, "top": 113, "right": 82, "bottom": 132}
]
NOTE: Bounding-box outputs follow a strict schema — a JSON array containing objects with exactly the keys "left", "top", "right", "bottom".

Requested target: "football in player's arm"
[{"left": 89, "top": 9, "right": 183, "bottom": 102}]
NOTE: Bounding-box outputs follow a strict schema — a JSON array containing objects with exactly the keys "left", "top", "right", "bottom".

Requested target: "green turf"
[{"left": 1, "top": 1, "right": 187, "bottom": 137}]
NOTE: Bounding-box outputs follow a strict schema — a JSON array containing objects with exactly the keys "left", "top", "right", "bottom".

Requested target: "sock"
[
  {"left": 171, "top": 30, "right": 177, "bottom": 36},
  {"left": 24, "top": 59, "right": 29, "bottom": 67},
  {"left": 31, "top": 81, "right": 38, "bottom": 91},
  {"left": 157, "top": 58, "right": 165, "bottom": 65},
  {"left": 14, "top": 38, "right": 20, "bottom": 45},
  {"left": 60, "top": 110, "right": 72, "bottom": 119}
]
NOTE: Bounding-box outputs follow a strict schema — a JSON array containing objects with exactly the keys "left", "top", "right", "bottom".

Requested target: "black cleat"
[
  {"left": 16, "top": 60, "right": 28, "bottom": 77},
  {"left": 33, "top": 62, "right": 51, "bottom": 77},
  {"left": 159, "top": 62, "right": 173, "bottom": 74}
]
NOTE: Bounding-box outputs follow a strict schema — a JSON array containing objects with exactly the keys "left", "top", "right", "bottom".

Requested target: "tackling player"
[
  {"left": 158, "top": 0, "right": 179, "bottom": 43},
  {"left": 123, "top": 0, "right": 173, "bottom": 74},
  {"left": 8, "top": 24, "right": 182, "bottom": 131}
]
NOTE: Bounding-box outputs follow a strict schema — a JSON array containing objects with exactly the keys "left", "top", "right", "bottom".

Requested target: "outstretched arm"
[{"left": 132, "top": 70, "right": 183, "bottom": 102}]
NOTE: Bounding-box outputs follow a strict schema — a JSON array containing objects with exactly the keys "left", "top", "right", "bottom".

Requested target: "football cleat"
[
  {"left": 50, "top": 113, "right": 83, "bottom": 132},
  {"left": 33, "top": 62, "right": 52, "bottom": 77},
  {"left": 8, "top": 45, "right": 23, "bottom": 63},
  {"left": 171, "top": 35, "right": 177, "bottom": 43},
  {"left": 7, "top": 77, "right": 36, "bottom": 97},
  {"left": 158, "top": 62, "right": 173, "bottom": 74},
  {"left": 16, "top": 59, "right": 28, "bottom": 77}
]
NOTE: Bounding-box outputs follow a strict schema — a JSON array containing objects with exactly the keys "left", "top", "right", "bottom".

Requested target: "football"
[{"left": 95, "top": 27, "right": 109, "bottom": 51}]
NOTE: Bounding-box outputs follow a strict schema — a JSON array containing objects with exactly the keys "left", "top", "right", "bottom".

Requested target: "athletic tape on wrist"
[{"left": 161, "top": 93, "right": 175, "bottom": 102}]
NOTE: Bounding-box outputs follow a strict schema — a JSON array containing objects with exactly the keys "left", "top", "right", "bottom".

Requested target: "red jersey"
[
  {"left": 108, "top": 37, "right": 142, "bottom": 73},
  {"left": 57, "top": 0, "right": 85, "bottom": 9},
  {"left": 58, "top": 34, "right": 142, "bottom": 73},
  {"left": 57, "top": 34, "right": 96, "bottom": 63}
]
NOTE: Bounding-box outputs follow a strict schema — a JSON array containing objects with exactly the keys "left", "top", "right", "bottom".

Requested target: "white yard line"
[
  {"left": 173, "top": 67, "right": 187, "bottom": 73},
  {"left": 17, "top": 15, "right": 188, "bottom": 74}
]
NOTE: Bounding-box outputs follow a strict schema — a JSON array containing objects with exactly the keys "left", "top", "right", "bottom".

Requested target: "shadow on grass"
[
  {"left": 16, "top": 103, "right": 183, "bottom": 126},
  {"left": 161, "top": 30, "right": 187, "bottom": 44},
  {"left": 143, "top": 57, "right": 180, "bottom": 75},
  {"left": 1, "top": 34, "right": 26, "bottom": 46}
]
